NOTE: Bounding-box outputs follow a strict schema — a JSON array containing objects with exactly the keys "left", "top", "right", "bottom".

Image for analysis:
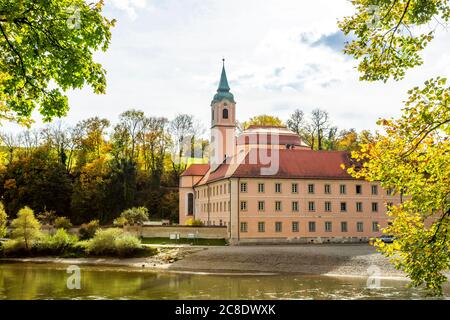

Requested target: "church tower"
[{"left": 210, "top": 60, "right": 236, "bottom": 171}]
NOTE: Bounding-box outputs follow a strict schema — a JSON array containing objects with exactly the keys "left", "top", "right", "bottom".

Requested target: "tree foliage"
[
  {"left": 0, "top": 0, "right": 114, "bottom": 124},
  {"left": 242, "top": 114, "right": 284, "bottom": 130},
  {"left": 340, "top": 0, "right": 450, "bottom": 294},
  {"left": 0, "top": 201, "right": 7, "bottom": 237},
  {"left": 10, "top": 206, "right": 40, "bottom": 250},
  {"left": 339, "top": 0, "right": 450, "bottom": 82}
]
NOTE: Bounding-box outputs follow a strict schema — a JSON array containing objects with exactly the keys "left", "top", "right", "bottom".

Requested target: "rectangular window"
[
  {"left": 275, "top": 201, "right": 282, "bottom": 211},
  {"left": 258, "top": 201, "right": 265, "bottom": 211},
  {"left": 240, "top": 182, "right": 247, "bottom": 193},
  {"left": 371, "top": 185, "right": 378, "bottom": 195},
  {"left": 341, "top": 221, "right": 348, "bottom": 232},
  {"left": 356, "top": 202, "right": 363, "bottom": 212},
  {"left": 258, "top": 222, "right": 265, "bottom": 233},
  {"left": 340, "top": 184, "right": 346, "bottom": 194},
  {"left": 308, "top": 184, "right": 315, "bottom": 194},
  {"left": 325, "top": 221, "right": 332, "bottom": 232},
  {"left": 357, "top": 222, "right": 364, "bottom": 232},
  {"left": 292, "top": 222, "right": 299, "bottom": 232},
  {"left": 240, "top": 201, "right": 247, "bottom": 211},
  {"left": 340, "top": 202, "right": 347, "bottom": 212},
  {"left": 325, "top": 201, "right": 331, "bottom": 212},
  {"left": 308, "top": 201, "right": 315, "bottom": 212},
  {"left": 291, "top": 183, "right": 298, "bottom": 193},
  {"left": 308, "top": 221, "right": 316, "bottom": 232},
  {"left": 220, "top": 185, "right": 223, "bottom": 195},
  {"left": 386, "top": 188, "right": 393, "bottom": 196},
  {"left": 275, "top": 222, "right": 282, "bottom": 232},
  {"left": 292, "top": 201, "right": 299, "bottom": 212},
  {"left": 324, "top": 184, "right": 331, "bottom": 194},
  {"left": 356, "top": 185, "right": 362, "bottom": 194},
  {"left": 372, "top": 221, "right": 379, "bottom": 232},
  {"left": 258, "top": 183, "right": 265, "bottom": 193},
  {"left": 240, "top": 222, "right": 248, "bottom": 233},
  {"left": 275, "top": 183, "right": 282, "bottom": 193},
  {"left": 220, "top": 202, "right": 222, "bottom": 212},
  {"left": 372, "top": 202, "right": 378, "bottom": 212}
]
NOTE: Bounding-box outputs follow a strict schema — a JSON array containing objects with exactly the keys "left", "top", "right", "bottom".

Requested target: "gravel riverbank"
[
  {"left": 167, "top": 244, "right": 406, "bottom": 278},
  {"left": 1, "top": 244, "right": 407, "bottom": 279}
]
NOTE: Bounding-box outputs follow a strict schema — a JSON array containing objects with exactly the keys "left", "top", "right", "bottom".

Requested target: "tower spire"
[
  {"left": 211, "top": 58, "right": 235, "bottom": 105},
  {"left": 218, "top": 59, "right": 230, "bottom": 92}
]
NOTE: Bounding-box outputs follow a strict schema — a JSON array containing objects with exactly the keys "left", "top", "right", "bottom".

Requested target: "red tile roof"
[
  {"left": 181, "top": 164, "right": 210, "bottom": 176},
  {"left": 181, "top": 149, "right": 356, "bottom": 183},
  {"left": 231, "top": 149, "right": 353, "bottom": 180}
]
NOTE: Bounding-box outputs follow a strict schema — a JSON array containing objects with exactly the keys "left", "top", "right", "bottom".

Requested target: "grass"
[{"left": 141, "top": 237, "right": 227, "bottom": 246}]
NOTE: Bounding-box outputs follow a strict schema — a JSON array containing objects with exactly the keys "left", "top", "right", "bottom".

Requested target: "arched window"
[
  {"left": 222, "top": 108, "right": 229, "bottom": 119},
  {"left": 187, "top": 193, "right": 194, "bottom": 215}
]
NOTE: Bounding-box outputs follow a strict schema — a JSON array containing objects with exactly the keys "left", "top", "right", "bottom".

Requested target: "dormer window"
[{"left": 222, "top": 108, "right": 228, "bottom": 119}]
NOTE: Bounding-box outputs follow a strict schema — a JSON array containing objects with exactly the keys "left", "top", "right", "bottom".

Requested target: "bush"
[
  {"left": 86, "top": 228, "right": 142, "bottom": 257},
  {"left": 1, "top": 239, "right": 25, "bottom": 255},
  {"left": 113, "top": 216, "right": 127, "bottom": 227},
  {"left": 120, "top": 207, "right": 149, "bottom": 225},
  {"left": 79, "top": 220, "right": 100, "bottom": 239},
  {"left": 185, "top": 218, "right": 203, "bottom": 226},
  {"left": 54, "top": 217, "right": 73, "bottom": 230},
  {"left": 114, "top": 235, "right": 142, "bottom": 257},
  {"left": 36, "top": 229, "right": 78, "bottom": 255}
]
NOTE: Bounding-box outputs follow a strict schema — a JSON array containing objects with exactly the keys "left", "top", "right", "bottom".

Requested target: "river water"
[{"left": 0, "top": 262, "right": 448, "bottom": 300}]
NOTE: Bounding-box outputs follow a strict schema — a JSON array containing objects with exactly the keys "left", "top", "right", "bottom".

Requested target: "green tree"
[
  {"left": 0, "top": 201, "right": 7, "bottom": 238},
  {"left": 242, "top": 114, "right": 284, "bottom": 129},
  {"left": 10, "top": 206, "right": 40, "bottom": 250},
  {"left": 340, "top": 0, "right": 450, "bottom": 294},
  {"left": 339, "top": 0, "right": 449, "bottom": 82},
  {"left": 0, "top": 0, "right": 114, "bottom": 124}
]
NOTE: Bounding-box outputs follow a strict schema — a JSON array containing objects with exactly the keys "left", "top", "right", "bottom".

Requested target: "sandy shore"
[{"left": 1, "top": 244, "right": 408, "bottom": 279}]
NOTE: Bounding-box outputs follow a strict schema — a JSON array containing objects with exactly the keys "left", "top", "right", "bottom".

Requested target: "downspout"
[
  {"left": 207, "top": 183, "right": 210, "bottom": 225},
  {"left": 237, "top": 178, "right": 240, "bottom": 243},
  {"left": 228, "top": 178, "right": 231, "bottom": 239}
]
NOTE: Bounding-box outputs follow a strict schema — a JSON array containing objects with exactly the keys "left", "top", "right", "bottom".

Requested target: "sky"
[{"left": 3, "top": 0, "right": 450, "bottom": 135}]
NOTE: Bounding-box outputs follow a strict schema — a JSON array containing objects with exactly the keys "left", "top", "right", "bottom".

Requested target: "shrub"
[
  {"left": 1, "top": 239, "right": 25, "bottom": 255},
  {"left": 120, "top": 207, "right": 149, "bottom": 225},
  {"left": 113, "top": 216, "right": 127, "bottom": 227},
  {"left": 86, "top": 228, "right": 142, "bottom": 257},
  {"left": 10, "top": 207, "right": 41, "bottom": 250},
  {"left": 114, "top": 235, "right": 142, "bottom": 257},
  {"left": 79, "top": 220, "right": 100, "bottom": 239},
  {"left": 185, "top": 218, "right": 203, "bottom": 226},
  {"left": 0, "top": 202, "right": 7, "bottom": 238},
  {"left": 36, "top": 229, "right": 78, "bottom": 255},
  {"left": 54, "top": 217, "right": 73, "bottom": 230},
  {"left": 86, "top": 228, "right": 122, "bottom": 255}
]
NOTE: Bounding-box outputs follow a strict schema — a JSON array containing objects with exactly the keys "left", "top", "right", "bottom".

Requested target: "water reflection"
[{"left": 0, "top": 263, "right": 447, "bottom": 300}]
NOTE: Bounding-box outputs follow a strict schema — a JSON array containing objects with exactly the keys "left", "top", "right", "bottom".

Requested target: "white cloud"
[
  {"left": 109, "top": 0, "right": 147, "bottom": 20},
  {"left": 2, "top": 0, "right": 449, "bottom": 135}
]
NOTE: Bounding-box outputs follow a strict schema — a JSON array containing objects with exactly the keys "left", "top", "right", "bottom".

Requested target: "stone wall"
[{"left": 124, "top": 225, "right": 228, "bottom": 239}]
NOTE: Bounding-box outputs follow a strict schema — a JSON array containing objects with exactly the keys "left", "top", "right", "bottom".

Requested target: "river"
[{"left": 0, "top": 262, "right": 448, "bottom": 299}]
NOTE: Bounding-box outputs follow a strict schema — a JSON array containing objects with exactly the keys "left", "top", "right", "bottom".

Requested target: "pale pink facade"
[{"left": 179, "top": 64, "right": 401, "bottom": 244}]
